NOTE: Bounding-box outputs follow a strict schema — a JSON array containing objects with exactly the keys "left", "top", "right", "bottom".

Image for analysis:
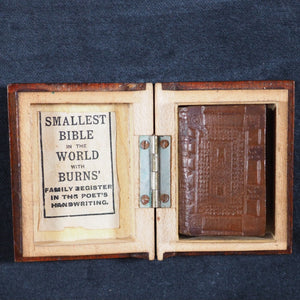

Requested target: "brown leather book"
[{"left": 178, "top": 105, "right": 266, "bottom": 236}]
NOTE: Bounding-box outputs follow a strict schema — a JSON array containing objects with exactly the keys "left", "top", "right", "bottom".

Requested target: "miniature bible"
[{"left": 178, "top": 105, "right": 266, "bottom": 236}]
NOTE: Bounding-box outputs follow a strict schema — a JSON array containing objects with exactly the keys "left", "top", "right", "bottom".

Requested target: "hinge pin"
[{"left": 139, "top": 135, "right": 171, "bottom": 208}]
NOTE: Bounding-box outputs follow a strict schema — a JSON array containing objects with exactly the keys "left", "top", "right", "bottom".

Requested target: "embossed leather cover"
[{"left": 178, "top": 105, "right": 266, "bottom": 236}]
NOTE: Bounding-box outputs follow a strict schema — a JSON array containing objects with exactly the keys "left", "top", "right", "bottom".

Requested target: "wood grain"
[
  {"left": 156, "top": 80, "right": 294, "bottom": 259},
  {"left": 9, "top": 82, "right": 146, "bottom": 93},
  {"left": 8, "top": 82, "right": 152, "bottom": 262},
  {"left": 162, "top": 80, "right": 293, "bottom": 91}
]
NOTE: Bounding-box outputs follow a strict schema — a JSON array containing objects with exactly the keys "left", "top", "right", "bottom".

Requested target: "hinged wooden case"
[{"left": 8, "top": 81, "right": 294, "bottom": 261}]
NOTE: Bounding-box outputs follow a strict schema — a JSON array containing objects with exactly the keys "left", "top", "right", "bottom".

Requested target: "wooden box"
[{"left": 8, "top": 81, "right": 294, "bottom": 261}]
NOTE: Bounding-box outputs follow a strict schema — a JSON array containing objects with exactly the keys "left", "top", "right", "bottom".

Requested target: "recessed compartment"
[{"left": 177, "top": 104, "right": 276, "bottom": 240}]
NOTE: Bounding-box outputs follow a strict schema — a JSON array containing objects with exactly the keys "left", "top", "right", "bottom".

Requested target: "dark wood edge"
[
  {"left": 163, "top": 248, "right": 292, "bottom": 259},
  {"left": 8, "top": 82, "right": 146, "bottom": 93},
  {"left": 8, "top": 87, "right": 23, "bottom": 262},
  {"left": 162, "top": 80, "right": 293, "bottom": 91},
  {"left": 162, "top": 80, "right": 294, "bottom": 257},
  {"left": 286, "top": 81, "right": 295, "bottom": 254},
  {"left": 16, "top": 252, "right": 149, "bottom": 262},
  {"left": 8, "top": 82, "right": 147, "bottom": 262}
]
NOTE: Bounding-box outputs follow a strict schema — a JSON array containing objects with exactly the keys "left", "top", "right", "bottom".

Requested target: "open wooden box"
[{"left": 8, "top": 81, "right": 294, "bottom": 261}]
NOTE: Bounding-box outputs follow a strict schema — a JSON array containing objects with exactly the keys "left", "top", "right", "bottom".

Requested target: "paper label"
[{"left": 38, "top": 111, "right": 119, "bottom": 231}]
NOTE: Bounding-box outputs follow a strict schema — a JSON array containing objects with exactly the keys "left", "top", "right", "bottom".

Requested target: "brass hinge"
[{"left": 139, "top": 135, "right": 171, "bottom": 208}]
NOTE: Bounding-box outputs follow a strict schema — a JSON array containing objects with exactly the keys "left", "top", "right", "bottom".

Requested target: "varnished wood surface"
[
  {"left": 8, "top": 82, "right": 146, "bottom": 93},
  {"left": 163, "top": 248, "right": 292, "bottom": 259},
  {"left": 16, "top": 252, "right": 149, "bottom": 263},
  {"left": 162, "top": 80, "right": 293, "bottom": 91}
]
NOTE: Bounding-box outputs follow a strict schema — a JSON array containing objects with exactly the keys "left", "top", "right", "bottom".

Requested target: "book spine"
[{"left": 178, "top": 107, "right": 192, "bottom": 235}]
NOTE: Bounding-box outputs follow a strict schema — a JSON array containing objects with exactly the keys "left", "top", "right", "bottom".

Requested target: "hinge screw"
[
  {"left": 141, "top": 194, "right": 150, "bottom": 205},
  {"left": 140, "top": 140, "right": 150, "bottom": 149},
  {"left": 160, "top": 194, "right": 169, "bottom": 203},
  {"left": 160, "top": 139, "right": 169, "bottom": 149}
]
